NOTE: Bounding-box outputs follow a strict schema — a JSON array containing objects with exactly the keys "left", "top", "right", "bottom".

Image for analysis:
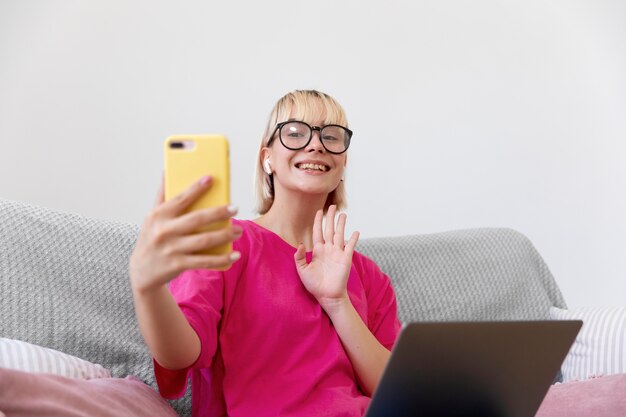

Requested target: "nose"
[{"left": 306, "top": 130, "right": 325, "bottom": 153}]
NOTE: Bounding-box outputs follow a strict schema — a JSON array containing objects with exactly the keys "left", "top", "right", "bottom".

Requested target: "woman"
[{"left": 130, "top": 90, "right": 401, "bottom": 417}]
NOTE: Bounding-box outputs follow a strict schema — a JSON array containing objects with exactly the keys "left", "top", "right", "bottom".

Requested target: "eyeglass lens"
[{"left": 280, "top": 121, "right": 349, "bottom": 153}]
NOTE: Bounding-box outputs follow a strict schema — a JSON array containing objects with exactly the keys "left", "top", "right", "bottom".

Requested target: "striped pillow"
[
  {"left": 0, "top": 338, "right": 111, "bottom": 379},
  {"left": 550, "top": 307, "right": 626, "bottom": 382}
]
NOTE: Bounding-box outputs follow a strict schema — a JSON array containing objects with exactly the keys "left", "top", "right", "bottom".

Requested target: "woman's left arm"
[
  {"left": 323, "top": 297, "right": 391, "bottom": 396},
  {"left": 294, "top": 205, "right": 391, "bottom": 396}
]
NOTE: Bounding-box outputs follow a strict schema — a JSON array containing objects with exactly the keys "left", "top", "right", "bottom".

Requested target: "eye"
[
  {"left": 287, "top": 131, "right": 306, "bottom": 138},
  {"left": 322, "top": 126, "right": 345, "bottom": 142},
  {"left": 283, "top": 122, "right": 309, "bottom": 139},
  {"left": 283, "top": 126, "right": 304, "bottom": 139}
]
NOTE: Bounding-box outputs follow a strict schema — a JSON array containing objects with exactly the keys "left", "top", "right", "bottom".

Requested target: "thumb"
[{"left": 293, "top": 243, "right": 308, "bottom": 270}]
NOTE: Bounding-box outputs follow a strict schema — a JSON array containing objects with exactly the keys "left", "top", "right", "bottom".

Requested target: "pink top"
[{"left": 154, "top": 219, "right": 402, "bottom": 417}]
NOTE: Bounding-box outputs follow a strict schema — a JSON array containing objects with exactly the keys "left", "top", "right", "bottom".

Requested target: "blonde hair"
[{"left": 255, "top": 90, "right": 349, "bottom": 215}]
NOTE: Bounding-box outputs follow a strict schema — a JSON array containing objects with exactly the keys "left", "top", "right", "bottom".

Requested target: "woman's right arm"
[{"left": 129, "top": 175, "right": 241, "bottom": 370}]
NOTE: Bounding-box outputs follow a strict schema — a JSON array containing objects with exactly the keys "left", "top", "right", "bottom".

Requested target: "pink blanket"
[
  {"left": 0, "top": 367, "right": 178, "bottom": 417},
  {"left": 1, "top": 366, "right": 624, "bottom": 416},
  {"left": 536, "top": 373, "right": 626, "bottom": 417}
]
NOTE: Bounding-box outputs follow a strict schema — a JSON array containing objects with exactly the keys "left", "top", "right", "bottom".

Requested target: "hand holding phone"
[{"left": 130, "top": 176, "right": 241, "bottom": 293}]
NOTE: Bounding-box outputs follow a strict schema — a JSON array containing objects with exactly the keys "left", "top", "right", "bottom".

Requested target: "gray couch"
[{"left": 0, "top": 199, "right": 566, "bottom": 416}]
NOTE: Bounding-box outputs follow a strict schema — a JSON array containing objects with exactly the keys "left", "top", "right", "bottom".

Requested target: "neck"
[{"left": 255, "top": 190, "right": 328, "bottom": 250}]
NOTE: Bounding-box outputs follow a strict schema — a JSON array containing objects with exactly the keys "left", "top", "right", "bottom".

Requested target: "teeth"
[{"left": 298, "top": 163, "right": 327, "bottom": 172}]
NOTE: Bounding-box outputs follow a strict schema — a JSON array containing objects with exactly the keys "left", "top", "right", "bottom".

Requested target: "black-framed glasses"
[{"left": 268, "top": 121, "right": 352, "bottom": 154}]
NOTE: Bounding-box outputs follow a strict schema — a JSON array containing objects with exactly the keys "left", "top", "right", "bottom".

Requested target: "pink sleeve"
[
  {"left": 154, "top": 268, "right": 225, "bottom": 399},
  {"left": 357, "top": 254, "right": 402, "bottom": 350}
]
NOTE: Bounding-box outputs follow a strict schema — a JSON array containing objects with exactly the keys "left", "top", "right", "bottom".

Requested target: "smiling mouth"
[{"left": 295, "top": 162, "right": 330, "bottom": 172}]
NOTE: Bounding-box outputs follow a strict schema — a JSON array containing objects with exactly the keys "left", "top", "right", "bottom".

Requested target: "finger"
[
  {"left": 344, "top": 231, "right": 360, "bottom": 258},
  {"left": 293, "top": 243, "right": 307, "bottom": 270},
  {"left": 173, "top": 226, "right": 242, "bottom": 255},
  {"left": 312, "top": 210, "right": 324, "bottom": 244},
  {"left": 324, "top": 205, "right": 337, "bottom": 243},
  {"left": 168, "top": 205, "right": 238, "bottom": 236},
  {"left": 154, "top": 174, "right": 165, "bottom": 208},
  {"left": 183, "top": 251, "right": 241, "bottom": 271},
  {"left": 334, "top": 213, "right": 347, "bottom": 248},
  {"left": 162, "top": 175, "right": 213, "bottom": 216}
]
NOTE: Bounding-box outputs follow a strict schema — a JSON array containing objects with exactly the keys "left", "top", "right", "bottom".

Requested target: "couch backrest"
[
  {"left": 357, "top": 229, "right": 566, "bottom": 323},
  {"left": 0, "top": 199, "right": 566, "bottom": 416}
]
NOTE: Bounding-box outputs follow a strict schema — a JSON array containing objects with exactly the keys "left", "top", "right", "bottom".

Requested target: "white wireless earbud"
[{"left": 263, "top": 158, "right": 272, "bottom": 175}]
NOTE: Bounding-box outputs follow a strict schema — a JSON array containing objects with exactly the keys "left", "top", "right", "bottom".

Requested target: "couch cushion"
[
  {"left": 550, "top": 306, "right": 626, "bottom": 382},
  {"left": 0, "top": 337, "right": 111, "bottom": 379}
]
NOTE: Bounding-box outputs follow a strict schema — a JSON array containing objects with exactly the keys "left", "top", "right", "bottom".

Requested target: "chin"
[{"left": 292, "top": 182, "right": 338, "bottom": 196}]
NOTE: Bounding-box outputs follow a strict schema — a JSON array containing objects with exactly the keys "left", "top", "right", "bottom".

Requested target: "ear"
[
  {"left": 261, "top": 148, "right": 271, "bottom": 166},
  {"left": 261, "top": 148, "right": 272, "bottom": 175}
]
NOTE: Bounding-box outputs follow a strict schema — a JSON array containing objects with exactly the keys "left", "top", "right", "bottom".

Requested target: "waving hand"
[{"left": 294, "top": 205, "right": 360, "bottom": 311}]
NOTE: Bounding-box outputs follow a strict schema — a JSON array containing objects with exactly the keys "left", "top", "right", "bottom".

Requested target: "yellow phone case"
[{"left": 164, "top": 134, "right": 231, "bottom": 258}]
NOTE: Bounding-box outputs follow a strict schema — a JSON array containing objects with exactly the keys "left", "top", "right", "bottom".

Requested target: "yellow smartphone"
[{"left": 164, "top": 134, "right": 231, "bottom": 257}]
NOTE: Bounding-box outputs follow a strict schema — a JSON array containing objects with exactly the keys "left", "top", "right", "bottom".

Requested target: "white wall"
[{"left": 1, "top": 0, "right": 624, "bottom": 308}]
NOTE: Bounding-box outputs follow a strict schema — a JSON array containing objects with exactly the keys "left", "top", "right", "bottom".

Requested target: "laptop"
[{"left": 365, "top": 320, "right": 582, "bottom": 417}]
